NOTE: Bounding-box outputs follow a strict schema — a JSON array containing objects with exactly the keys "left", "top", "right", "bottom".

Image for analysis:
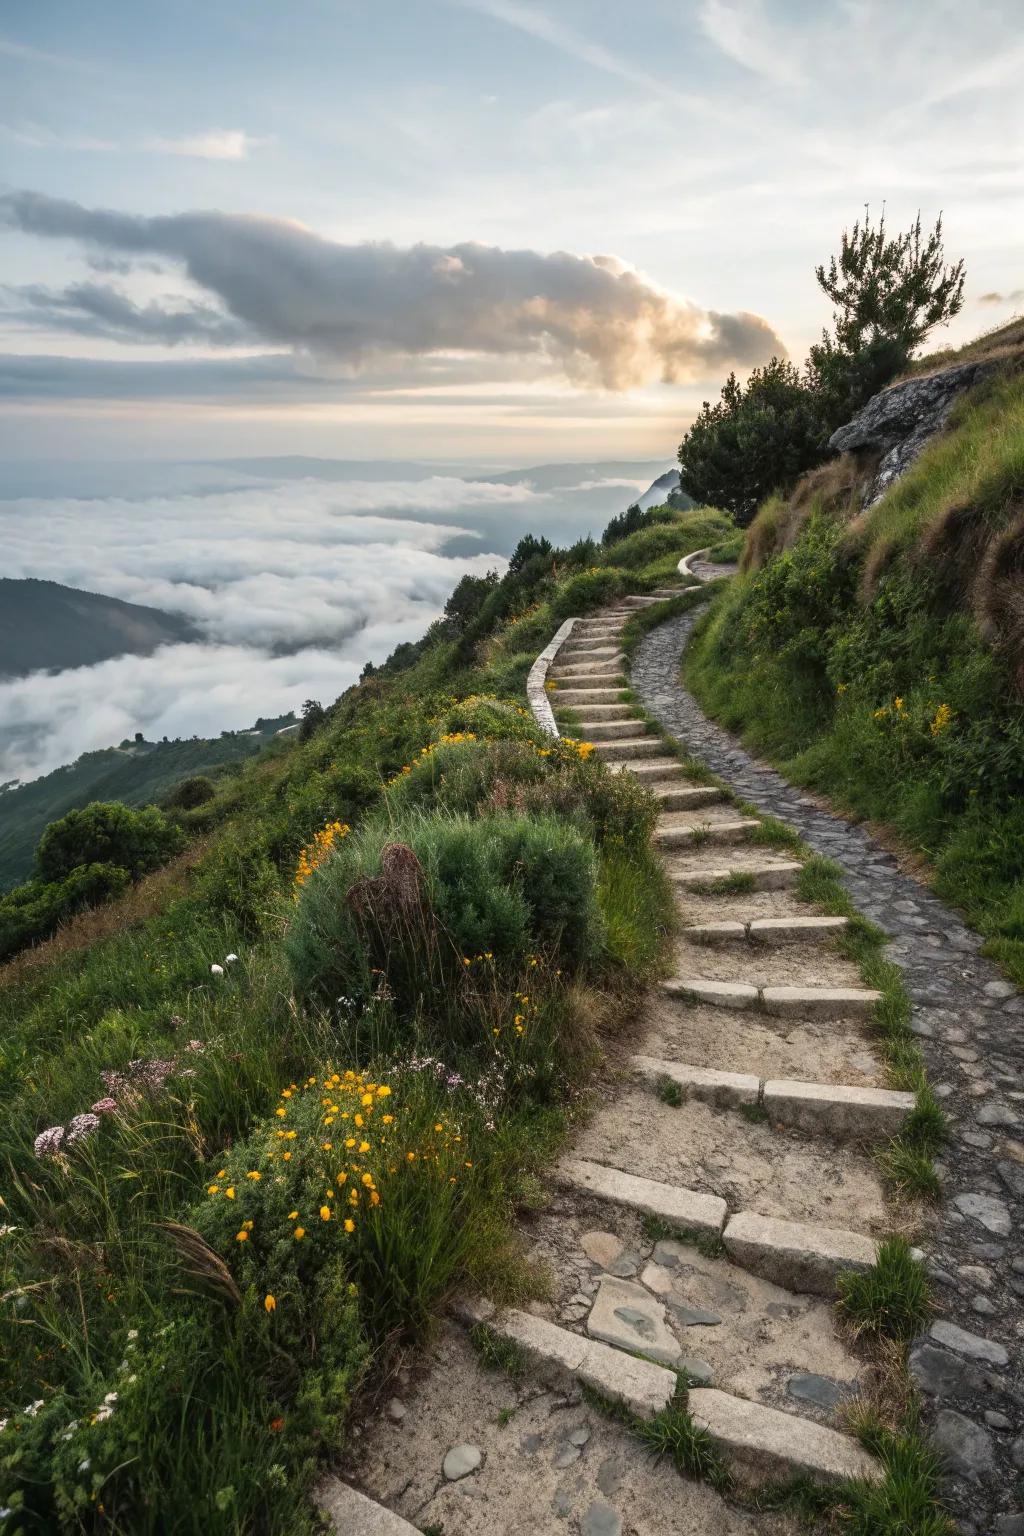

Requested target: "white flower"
[
  {"left": 210, "top": 963, "right": 224, "bottom": 977},
  {"left": 0, "top": 1225, "right": 16, "bottom": 1238},
  {"left": 23, "top": 1399, "right": 43, "bottom": 1418},
  {"left": 0, "top": 1506, "right": 12, "bottom": 1520},
  {"left": 0, "top": 1418, "right": 8, "bottom": 1435},
  {"left": 225, "top": 953, "right": 238, "bottom": 964},
  {"left": 78, "top": 1459, "right": 91, "bottom": 1474},
  {"left": 126, "top": 1328, "right": 138, "bottom": 1341},
  {"left": 103, "top": 1391, "right": 118, "bottom": 1404}
]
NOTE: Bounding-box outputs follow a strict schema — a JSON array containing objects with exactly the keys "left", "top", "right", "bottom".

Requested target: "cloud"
[
  {"left": 698, "top": 0, "right": 797, "bottom": 83},
  {"left": 1, "top": 123, "right": 264, "bottom": 159},
  {"left": 0, "top": 190, "right": 784, "bottom": 388},
  {"left": 142, "top": 130, "right": 264, "bottom": 160},
  {"left": 978, "top": 289, "right": 1024, "bottom": 306},
  {"left": 0, "top": 34, "right": 95, "bottom": 71},
  {"left": 7, "top": 281, "right": 252, "bottom": 347}
]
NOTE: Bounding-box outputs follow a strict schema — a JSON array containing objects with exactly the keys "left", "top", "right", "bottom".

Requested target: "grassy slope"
[
  {"left": 684, "top": 357, "right": 1024, "bottom": 984},
  {"left": 0, "top": 508, "right": 722, "bottom": 1535},
  {"left": 0, "top": 719, "right": 294, "bottom": 890}
]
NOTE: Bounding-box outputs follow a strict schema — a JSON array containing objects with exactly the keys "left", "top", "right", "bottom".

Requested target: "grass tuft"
[{"left": 837, "top": 1237, "right": 931, "bottom": 1340}]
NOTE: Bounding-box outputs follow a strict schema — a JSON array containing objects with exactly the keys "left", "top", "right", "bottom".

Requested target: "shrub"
[
  {"left": 0, "top": 861, "right": 130, "bottom": 960},
  {"left": 603, "top": 502, "right": 658, "bottom": 545},
  {"left": 551, "top": 568, "right": 627, "bottom": 621},
  {"left": 164, "top": 774, "right": 216, "bottom": 810},
  {"left": 36, "top": 800, "right": 183, "bottom": 882}
]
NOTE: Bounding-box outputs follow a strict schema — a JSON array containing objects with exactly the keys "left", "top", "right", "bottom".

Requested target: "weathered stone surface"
[
  {"left": 633, "top": 1055, "right": 760, "bottom": 1107},
  {"left": 688, "top": 1388, "right": 880, "bottom": 1484},
  {"left": 827, "top": 360, "right": 997, "bottom": 505},
  {"left": 672, "top": 861, "right": 804, "bottom": 891},
  {"left": 762, "top": 1078, "right": 914, "bottom": 1140},
  {"left": 443, "top": 1443, "right": 482, "bottom": 1480},
  {"left": 932, "top": 1410, "right": 995, "bottom": 1478},
  {"left": 663, "top": 978, "right": 759, "bottom": 1009},
  {"left": 655, "top": 817, "right": 760, "bottom": 847},
  {"left": 581, "top": 1231, "right": 624, "bottom": 1269},
  {"left": 723, "top": 1210, "right": 877, "bottom": 1294},
  {"left": 682, "top": 920, "right": 747, "bottom": 942},
  {"left": 557, "top": 1157, "right": 728, "bottom": 1235},
  {"left": 749, "top": 916, "right": 849, "bottom": 943},
  {"left": 908, "top": 1341, "right": 985, "bottom": 1396},
  {"left": 929, "top": 1319, "right": 1009, "bottom": 1366},
  {"left": 581, "top": 1502, "right": 623, "bottom": 1536},
  {"left": 587, "top": 1276, "right": 680, "bottom": 1366},
  {"left": 787, "top": 1373, "right": 854, "bottom": 1412},
  {"left": 318, "top": 1478, "right": 423, "bottom": 1534},
  {"left": 761, "top": 985, "right": 882, "bottom": 1018},
  {"left": 953, "top": 1192, "right": 1012, "bottom": 1236}
]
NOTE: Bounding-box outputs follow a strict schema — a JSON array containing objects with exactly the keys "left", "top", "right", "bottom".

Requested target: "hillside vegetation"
[
  {"left": 0, "top": 503, "right": 727, "bottom": 1533},
  {"left": 685, "top": 337, "right": 1024, "bottom": 983}
]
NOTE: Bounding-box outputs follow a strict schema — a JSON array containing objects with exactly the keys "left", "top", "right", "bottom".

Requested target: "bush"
[
  {"left": 603, "top": 502, "right": 658, "bottom": 545},
  {"left": 551, "top": 568, "right": 626, "bottom": 621},
  {"left": 0, "top": 861, "right": 130, "bottom": 960},
  {"left": 285, "top": 810, "right": 603, "bottom": 1022},
  {"left": 164, "top": 774, "right": 216, "bottom": 810},
  {"left": 36, "top": 800, "right": 183, "bottom": 882}
]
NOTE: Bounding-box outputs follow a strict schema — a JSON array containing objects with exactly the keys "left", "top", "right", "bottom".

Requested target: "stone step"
[
  {"left": 608, "top": 757, "right": 684, "bottom": 779},
  {"left": 556, "top": 1157, "right": 727, "bottom": 1235},
  {"left": 663, "top": 978, "right": 881, "bottom": 1018},
  {"left": 633, "top": 1056, "right": 914, "bottom": 1141},
  {"left": 593, "top": 737, "right": 664, "bottom": 761},
  {"left": 683, "top": 916, "right": 849, "bottom": 944},
  {"left": 633, "top": 1055, "right": 759, "bottom": 1108},
  {"left": 671, "top": 860, "right": 804, "bottom": 892},
  {"left": 654, "top": 817, "right": 760, "bottom": 848},
  {"left": 619, "top": 595, "right": 663, "bottom": 607},
  {"left": 559, "top": 642, "right": 623, "bottom": 659},
  {"left": 552, "top": 688, "right": 625, "bottom": 706},
  {"left": 558, "top": 702, "right": 634, "bottom": 720},
  {"left": 551, "top": 663, "right": 625, "bottom": 681},
  {"left": 572, "top": 718, "right": 644, "bottom": 741},
  {"left": 687, "top": 1388, "right": 880, "bottom": 1486},
  {"left": 552, "top": 656, "right": 625, "bottom": 676},
  {"left": 455, "top": 1297, "right": 676, "bottom": 1420},
  {"left": 318, "top": 1479, "right": 421, "bottom": 1534},
  {"left": 653, "top": 785, "right": 725, "bottom": 811},
  {"left": 721, "top": 1210, "right": 879, "bottom": 1295}
]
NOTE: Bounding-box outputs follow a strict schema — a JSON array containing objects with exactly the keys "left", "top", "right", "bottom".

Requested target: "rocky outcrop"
[{"left": 829, "top": 359, "right": 997, "bottom": 506}]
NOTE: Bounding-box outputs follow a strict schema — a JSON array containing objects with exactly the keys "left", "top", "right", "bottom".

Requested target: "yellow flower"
[
  {"left": 246, "top": 1170, "right": 261, "bottom": 1181},
  {"left": 320, "top": 1205, "right": 331, "bottom": 1221},
  {"left": 836, "top": 682, "right": 848, "bottom": 694},
  {"left": 207, "top": 1184, "right": 220, "bottom": 1195},
  {"left": 894, "top": 696, "right": 905, "bottom": 711},
  {"left": 288, "top": 1210, "right": 299, "bottom": 1220},
  {"left": 344, "top": 1218, "right": 355, "bottom": 1233},
  {"left": 931, "top": 703, "right": 953, "bottom": 735},
  {"left": 264, "top": 1294, "right": 276, "bottom": 1313},
  {"left": 358, "top": 1140, "right": 370, "bottom": 1153},
  {"left": 282, "top": 1151, "right": 292, "bottom": 1161},
  {"left": 382, "top": 1114, "right": 394, "bottom": 1125},
  {"left": 361, "top": 1092, "right": 374, "bottom": 1107},
  {"left": 236, "top": 1230, "right": 249, "bottom": 1242},
  {"left": 406, "top": 1152, "right": 416, "bottom": 1162},
  {"left": 293, "top": 1226, "right": 306, "bottom": 1240},
  {"left": 225, "top": 1186, "right": 235, "bottom": 1200},
  {"left": 275, "top": 1107, "right": 287, "bottom": 1119}
]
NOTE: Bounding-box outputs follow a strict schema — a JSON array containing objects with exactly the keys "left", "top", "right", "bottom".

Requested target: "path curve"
[{"left": 632, "top": 607, "right": 1024, "bottom": 1535}]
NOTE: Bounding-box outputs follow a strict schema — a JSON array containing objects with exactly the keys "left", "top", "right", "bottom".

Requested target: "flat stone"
[
  {"left": 318, "top": 1478, "right": 422, "bottom": 1535},
  {"left": 568, "top": 1426, "right": 591, "bottom": 1447},
  {"left": 607, "top": 1252, "right": 641, "bottom": 1279},
  {"left": 678, "top": 1355, "right": 714, "bottom": 1384},
  {"left": 909, "top": 1342, "right": 984, "bottom": 1397},
  {"left": 953, "top": 1192, "right": 1012, "bottom": 1236},
  {"left": 520, "top": 1433, "right": 543, "bottom": 1455},
  {"left": 558, "top": 1158, "right": 727, "bottom": 1235},
  {"left": 633, "top": 1055, "right": 760, "bottom": 1108},
  {"left": 552, "top": 1445, "right": 580, "bottom": 1469},
  {"left": 684, "top": 920, "right": 746, "bottom": 942},
  {"left": 596, "top": 1455, "right": 627, "bottom": 1496},
  {"left": 985, "top": 1411, "right": 1012, "bottom": 1429},
  {"left": 749, "top": 916, "right": 849, "bottom": 943},
  {"left": 664, "top": 978, "right": 759, "bottom": 1009},
  {"left": 664, "top": 1299, "right": 722, "bottom": 1327},
  {"left": 581, "top": 1231, "right": 624, "bottom": 1269},
  {"left": 688, "top": 1388, "right": 880, "bottom": 1484},
  {"left": 640, "top": 1262, "right": 674, "bottom": 1295},
  {"left": 551, "top": 1487, "right": 573, "bottom": 1518},
  {"left": 929, "top": 1320, "right": 1009, "bottom": 1366},
  {"left": 443, "top": 1443, "right": 482, "bottom": 1480},
  {"left": 581, "top": 1502, "right": 623, "bottom": 1536},
  {"left": 932, "top": 1410, "right": 994, "bottom": 1478},
  {"left": 997, "top": 1160, "right": 1024, "bottom": 1197},
  {"left": 763, "top": 1078, "right": 914, "bottom": 1140},
  {"left": 386, "top": 1398, "right": 406, "bottom": 1422},
  {"left": 587, "top": 1276, "right": 680, "bottom": 1366},
  {"left": 978, "top": 1103, "right": 1020, "bottom": 1126},
  {"left": 994, "top": 1517, "right": 1024, "bottom": 1536},
  {"left": 723, "top": 1210, "right": 877, "bottom": 1295},
  {"left": 787, "top": 1373, "right": 855, "bottom": 1412},
  {"left": 984, "top": 980, "right": 1016, "bottom": 999},
  {"left": 761, "top": 985, "right": 882, "bottom": 1018}
]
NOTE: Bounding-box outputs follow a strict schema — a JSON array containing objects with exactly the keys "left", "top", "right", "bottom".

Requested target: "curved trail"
[{"left": 632, "top": 603, "right": 1023, "bottom": 1535}]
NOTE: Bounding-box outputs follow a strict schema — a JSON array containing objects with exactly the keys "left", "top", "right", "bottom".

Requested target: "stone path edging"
[
  {"left": 526, "top": 615, "right": 577, "bottom": 736},
  {"left": 631, "top": 605, "right": 1024, "bottom": 1535}
]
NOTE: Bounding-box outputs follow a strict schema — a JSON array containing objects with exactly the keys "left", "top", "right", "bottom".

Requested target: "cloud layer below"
[{"left": 0, "top": 190, "right": 783, "bottom": 388}]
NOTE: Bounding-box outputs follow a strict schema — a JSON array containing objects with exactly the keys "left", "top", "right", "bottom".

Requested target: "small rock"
[
  {"left": 596, "top": 1454, "right": 627, "bottom": 1496},
  {"left": 1011, "top": 1433, "right": 1024, "bottom": 1470},
  {"left": 520, "top": 1433, "right": 543, "bottom": 1455},
  {"left": 678, "top": 1356, "right": 714, "bottom": 1385},
  {"left": 551, "top": 1486, "right": 573, "bottom": 1519},
  {"left": 607, "top": 1252, "right": 641, "bottom": 1279},
  {"left": 581, "top": 1501, "right": 623, "bottom": 1536},
  {"left": 959, "top": 1265, "right": 993, "bottom": 1288},
  {"left": 984, "top": 1411, "right": 1012, "bottom": 1429},
  {"left": 652, "top": 1240, "right": 684, "bottom": 1268},
  {"left": 568, "top": 1426, "right": 591, "bottom": 1447},
  {"left": 787, "top": 1373, "right": 854, "bottom": 1411},
  {"left": 640, "top": 1263, "right": 673, "bottom": 1295},
  {"left": 588, "top": 1276, "right": 680, "bottom": 1366},
  {"left": 553, "top": 1444, "right": 580, "bottom": 1469},
  {"left": 443, "top": 1443, "right": 482, "bottom": 1481},
  {"left": 994, "top": 1517, "right": 1024, "bottom": 1536},
  {"left": 973, "top": 1296, "right": 997, "bottom": 1316},
  {"left": 984, "top": 980, "right": 1016, "bottom": 999},
  {"left": 581, "top": 1231, "right": 624, "bottom": 1269},
  {"left": 665, "top": 1300, "right": 722, "bottom": 1327},
  {"left": 962, "top": 1132, "right": 993, "bottom": 1149},
  {"left": 929, "top": 1321, "right": 1009, "bottom": 1367},
  {"left": 954, "top": 1192, "right": 1012, "bottom": 1236},
  {"left": 932, "top": 1410, "right": 994, "bottom": 1477},
  {"left": 978, "top": 1103, "right": 1021, "bottom": 1127},
  {"left": 387, "top": 1397, "right": 407, "bottom": 1423},
  {"left": 998, "top": 1161, "right": 1024, "bottom": 1198}
]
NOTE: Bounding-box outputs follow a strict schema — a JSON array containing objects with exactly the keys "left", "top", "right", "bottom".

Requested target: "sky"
[{"left": 1, "top": 0, "right": 1022, "bottom": 465}]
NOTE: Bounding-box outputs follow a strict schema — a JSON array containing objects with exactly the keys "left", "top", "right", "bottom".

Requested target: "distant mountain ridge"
[{"left": 0, "top": 578, "right": 197, "bottom": 680}]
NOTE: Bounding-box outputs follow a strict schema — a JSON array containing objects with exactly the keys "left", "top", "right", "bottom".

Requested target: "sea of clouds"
[{"left": 0, "top": 462, "right": 652, "bottom": 783}]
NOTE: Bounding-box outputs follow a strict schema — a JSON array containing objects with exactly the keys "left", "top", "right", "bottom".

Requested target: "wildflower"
[
  {"left": 358, "top": 1140, "right": 370, "bottom": 1153},
  {"left": 344, "top": 1218, "right": 355, "bottom": 1233},
  {"left": 225, "top": 953, "right": 239, "bottom": 965},
  {"left": 288, "top": 1211, "right": 299, "bottom": 1220},
  {"left": 64, "top": 1113, "right": 101, "bottom": 1146},
  {"left": 225, "top": 1187, "right": 235, "bottom": 1200},
  {"left": 207, "top": 1184, "right": 220, "bottom": 1196},
  {"left": 293, "top": 1227, "right": 305, "bottom": 1240},
  {"left": 269, "top": 1417, "right": 285, "bottom": 1433},
  {"left": 264, "top": 1294, "right": 276, "bottom": 1313},
  {"left": 894, "top": 696, "right": 905, "bottom": 712},
  {"left": 275, "top": 1107, "right": 287, "bottom": 1118},
  {"left": 34, "top": 1125, "right": 65, "bottom": 1160},
  {"left": 931, "top": 703, "right": 953, "bottom": 735},
  {"left": 91, "top": 1098, "right": 118, "bottom": 1115},
  {"left": 246, "top": 1170, "right": 261, "bottom": 1181},
  {"left": 836, "top": 682, "right": 848, "bottom": 694},
  {"left": 236, "top": 1230, "right": 249, "bottom": 1242},
  {"left": 320, "top": 1205, "right": 331, "bottom": 1221},
  {"left": 211, "top": 964, "right": 224, "bottom": 977}
]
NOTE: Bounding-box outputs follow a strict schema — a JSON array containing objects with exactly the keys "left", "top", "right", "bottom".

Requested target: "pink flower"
[
  {"left": 91, "top": 1098, "right": 118, "bottom": 1115},
  {"left": 34, "top": 1126, "right": 65, "bottom": 1160}
]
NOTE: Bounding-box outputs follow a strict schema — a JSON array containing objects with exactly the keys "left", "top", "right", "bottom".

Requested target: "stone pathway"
[
  {"left": 322, "top": 585, "right": 1022, "bottom": 1535},
  {"left": 630, "top": 600, "right": 1024, "bottom": 1536}
]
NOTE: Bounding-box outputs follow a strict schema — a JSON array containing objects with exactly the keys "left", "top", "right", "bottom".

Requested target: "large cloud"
[{"left": 0, "top": 190, "right": 783, "bottom": 387}]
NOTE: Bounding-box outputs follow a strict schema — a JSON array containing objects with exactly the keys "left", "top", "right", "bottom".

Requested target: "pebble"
[
  {"left": 972, "top": 1296, "right": 997, "bottom": 1315},
  {"left": 568, "top": 1426, "right": 591, "bottom": 1447},
  {"left": 978, "top": 1103, "right": 1021, "bottom": 1127},
  {"left": 387, "top": 1398, "right": 407, "bottom": 1422},
  {"left": 959, "top": 1265, "right": 993, "bottom": 1288},
  {"left": 984, "top": 1411, "right": 1012, "bottom": 1429},
  {"left": 553, "top": 1445, "right": 580, "bottom": 1469},
  {"left": 581, "top": 1501, "right": 623, "bottom": 1536},
  {"left": 787, "top": 1373, "right": 853, "bottom": 1411},
  {"left": 596, "top": 1455, "right": 627, "bottom": 1496},
  {"left": 520, "top": 1433, "right": 543, "bottom": 1455},
  {"left": 551, "top": 1487, "right": 573, "bottom": 1518},
  {"left": 932, "top": 1410, "right": 994, "bottom": 1476},
  {"left": 581, "top": 1231, "right": 624, "bottom": 1269},
  {"left": 665, "top": 1300, "right": 722, "bottom": 1327},
  {"left": 443, "top": 1443, "right": 482, "bottom": 1481},
  {"left": 909, "top": 1342, "right": 982, "bottom": 1396},
  {"left": 929, "top": 1320, "right": 1009, "bottom": 1366}
]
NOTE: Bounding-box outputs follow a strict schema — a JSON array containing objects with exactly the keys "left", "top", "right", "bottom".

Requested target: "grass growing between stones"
[
  {"left": 640, "top": 1215, "right": 726, "bottom": 1261},
  {"left": 469, "top": 1322, "right": 528, "bottom": 1381},
  {"left": 836, "top": 1238, "right": 931, "bottom": 1342},
  {"left": 656, "top": 1075, "right": 685, "bottom": 1107},
  {"left": 582, "top": 1381, "right": 732, "bottom": 1494}
]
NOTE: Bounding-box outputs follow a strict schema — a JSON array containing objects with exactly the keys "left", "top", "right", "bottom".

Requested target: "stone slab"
[
  {"left": 749, "top": 916, "right": 849, "bottom": 943},
  {"left": 671, "top": 862, "right": 803, "bottom": 891},
  {"left": 762, "top": 1079, "right": 915, "bottom": 1140},
  {"left": 655, "top": 787, "right": 724, "bottom": 811},
  {"left": 593, "top": 738, "right": 663, "bottom": 760},
  {"left": 687, "top": 1388, "right": 880, "bottom": 1485},
  {"left": 683, "top": 921, "right": 748, "bottom": 943},
  {"left": 655, "top": 818, "right": 760, "bottom": 847},
  {"left": 722, "top": 1210, "right": 878, "bottom": 1295},
  {"left": 557, "top": 1157, "right": 727, "bottom": 1235},
  {"left": 663, "top": 978, "right": 759, "bottom": 1010},
  {"left": 586, "top": 1275, "right": 681, "bottom": 1366},
  {"left": 318, "top": 1478, "right": 422, "bottom": 1534},
  {"left": 761, "top": 985, "right": 882, "bottom": 1018},
  {"left": 633, "top": 1055, "right": 760, "bottom": 1108}
]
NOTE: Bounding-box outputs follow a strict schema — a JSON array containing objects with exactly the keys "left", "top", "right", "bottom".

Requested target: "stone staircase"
[{"left": 323, "top": 590, "right": 926, "bottom": 1533}]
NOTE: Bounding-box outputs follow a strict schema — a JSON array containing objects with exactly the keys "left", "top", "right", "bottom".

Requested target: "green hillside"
[
  {"left": 0, "top": 717, "right": 295, "bottom": 890},
  {"left": 685, "top": 331, "right": 1024, "bottom": 983},
  {"left": 0, "top": 578, "right": 197, "bottom": 679},
  {"left": 0, "top": 502, "right": 726, "bottom": 1534}
]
